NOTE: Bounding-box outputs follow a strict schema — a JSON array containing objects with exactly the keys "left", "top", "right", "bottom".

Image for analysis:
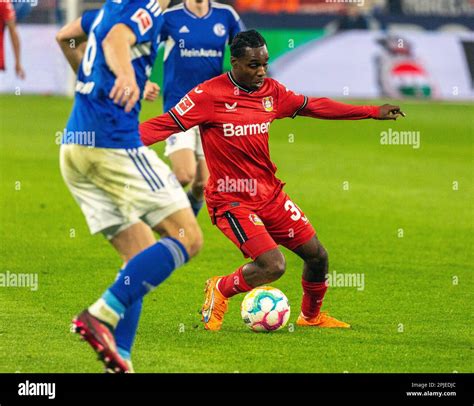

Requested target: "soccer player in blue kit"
[
  {"left": 145, "top": 0, "right": 243, "bottom": 216},
  {"left": 56, "top": 0, "right": 203, "bottom": 373}
]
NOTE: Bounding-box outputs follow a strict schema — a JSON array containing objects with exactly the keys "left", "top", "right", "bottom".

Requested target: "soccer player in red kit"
[
  {"left": 0, "top": 0, "right": 25, "bottom": 78},
  {"left": 140, "top": 30, "right": 405, "bottom": 330}
]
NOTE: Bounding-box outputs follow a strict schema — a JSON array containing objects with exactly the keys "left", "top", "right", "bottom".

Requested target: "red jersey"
[
  {"left": 0, "top": 0, "right": 15, "bottom": 71},
  {"left": 140, "top": 72, "right": 379, "bottom": 210}
]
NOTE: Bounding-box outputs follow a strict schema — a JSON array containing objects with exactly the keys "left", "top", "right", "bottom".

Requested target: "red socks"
[
  {"left": 217, "top": 266, "right": 253, "bottom": 298},
  {"left": 301, "top": 279, "right": 328, "bottom": 319},
  {"left": 217, "top": 270, "right": 328, "bottom": 316}
]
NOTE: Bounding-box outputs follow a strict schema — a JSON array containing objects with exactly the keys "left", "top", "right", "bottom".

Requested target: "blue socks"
[
  {"left": 187, "top": 190, "right": 204, "bottom": 217},
  {"left": 87, "top": 237, "right": 188, "bottom": 365},
  {"left": 115, "top": 294, "right": 143, "bottom": 359},
  {"left": 107, "top": 237, "right": 188, "bottom": 312}
]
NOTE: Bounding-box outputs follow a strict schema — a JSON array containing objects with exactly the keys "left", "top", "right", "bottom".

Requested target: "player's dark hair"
[{"left": 230, "top": 30, "right": 267, "bottom": 58}]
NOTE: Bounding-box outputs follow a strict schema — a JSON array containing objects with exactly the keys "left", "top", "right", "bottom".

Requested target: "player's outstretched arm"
[
  {"left": 102, "top": 24, "right": 140, "bottom": 113},
  {"left": 300, "top": 97, "right": 405, "bottom": 120},
  {"left": 56, "top": 18, "right": 88, "bottom": 74},
  {"left": 140, "top": 113, "right": 183, "bottom": 146},
  {"left": 141, "top": 85, "right": 213, "bottom": 145}
]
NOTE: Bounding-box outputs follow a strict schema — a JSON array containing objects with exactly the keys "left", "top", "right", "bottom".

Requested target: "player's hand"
[
  {"left": 15, "top": 63, "right": 25, "bottom": 80},
  {"left": 376, "top": 104, "right": 406, "bottom": 120},
  {"left": 109, "top": 73, "right": 140, "bottom": 113},
  {"left": 143, "top": 81, "right": 160, "bottom": 102}
]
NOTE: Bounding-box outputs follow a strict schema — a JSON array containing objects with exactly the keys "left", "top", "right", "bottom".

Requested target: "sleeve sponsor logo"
[
  {"left": 131, "top": 8, "right": 153, "bottom": 36},
  {"left": 175, "top": 95, "right": 195, "bottom": 116}
]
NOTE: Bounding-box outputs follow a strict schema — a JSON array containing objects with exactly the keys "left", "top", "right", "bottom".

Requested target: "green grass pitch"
[{"left": 0, "top": 95, "right": 472, "bottom": 373}]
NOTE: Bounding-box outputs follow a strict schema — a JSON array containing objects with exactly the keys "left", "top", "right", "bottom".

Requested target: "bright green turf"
[{"left": 0, "top": 95, "right": 472, "bottom": 373}]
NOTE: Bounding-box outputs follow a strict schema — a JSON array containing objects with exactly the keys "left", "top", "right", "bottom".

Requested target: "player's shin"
[
  {"left": 217, "top": 265, "right": 254, "bottom": 298},
  {"left": 110, "top": 266, "right": 144, "bottom": 361},
  {"left": 301, "top": 280, "right": 328, "bottom": 319},
  {"left": 115, "top": 297, "right": 143, "bottom": 361},
  {"left": 89, "top": 237, "right": 189, "bottom": 327},
  {"left": 300, "top": 254, "right": 329, "bottom": 319}
]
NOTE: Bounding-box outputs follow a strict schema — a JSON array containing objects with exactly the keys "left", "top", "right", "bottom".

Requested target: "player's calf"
[
  {"left": 302, "top": 242, "right": 329, "bottom": 283},
  {"left": 217, "top": 248, "right": 285, "bottom": 299},
  {"left": 293, "top": 237, "right": 349, "bottom": 328},
  {"left": 247, "top": 249, "right": 286, "bottom": 286}
]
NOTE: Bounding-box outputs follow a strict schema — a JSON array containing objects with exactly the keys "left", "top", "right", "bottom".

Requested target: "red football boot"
[{"left": 72, "top": 309, "right": 130, "bottom": 373}]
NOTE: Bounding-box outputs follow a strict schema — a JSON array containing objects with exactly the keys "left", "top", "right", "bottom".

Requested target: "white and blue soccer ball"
[{"left": 241, "top": 287, "right": 290, "bottom": 332}]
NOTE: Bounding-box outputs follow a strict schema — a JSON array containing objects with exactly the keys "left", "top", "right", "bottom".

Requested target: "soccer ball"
[{"left": 241, "top": 286, "right": 290, "bottom": 332}]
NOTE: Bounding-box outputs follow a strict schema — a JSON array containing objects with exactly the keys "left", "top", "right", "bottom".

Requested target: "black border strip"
[
  {"left": 168, "top": 110, "right": 187, "bottom": 132},
  {"left": 224, "top": 211, "right": 248, "bottom": 244},
  {"left": 291, "top": 95, "right": 308, "bottom": 119}
]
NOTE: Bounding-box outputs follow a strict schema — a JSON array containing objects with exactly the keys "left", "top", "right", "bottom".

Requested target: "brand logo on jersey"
[
  {"left": 213, "top": 23, "right": 226, "bottom": 37},
  {"left": 180, "top": 48, "right": 223, "bottom": 58},
  {"left": 223, "top": 122, "right": 271, "bottom": 137},
  {"left": 249, "top": 214, "right": 264, "bottom": 226},
  {"left": 262, "top": 96, "right": 274, "bottom": 112},
  {"left": 175, "top": 95, "right": 195, "bottom": 116},
  {"left": 225, "top": 102, "right": 237, "bottom": 111},
  {"left": 179, "top": 25, "right": 190, "bottom": 34},
  {"left": 131, "top": 8, "right": 153, "bottom": 36},
  {"left": 194, "top": 86, "right": 203, "bottom": 94}
]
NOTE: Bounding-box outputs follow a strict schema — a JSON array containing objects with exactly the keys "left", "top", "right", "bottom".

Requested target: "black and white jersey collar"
[{"left": 227, "top": 72, "right": 256, "bottom": 94}]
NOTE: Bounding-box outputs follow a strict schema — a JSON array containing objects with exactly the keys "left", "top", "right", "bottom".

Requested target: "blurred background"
[{"left": 0, "top": 0, "right": 473, "bottom": 101}]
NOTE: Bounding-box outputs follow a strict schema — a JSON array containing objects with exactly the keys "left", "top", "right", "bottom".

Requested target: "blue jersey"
[
  {"left": 65, "top": 0, "right": 164, "bottom": 149},
  {"left": 160, "top": 1, "right": 243, "bottom": 112}
]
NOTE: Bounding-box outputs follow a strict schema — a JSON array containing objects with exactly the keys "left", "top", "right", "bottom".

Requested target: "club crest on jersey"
[
  {"left": 213, "top": 23, "right": 226, "bottom": 37},
  {"left": 131, "top": 8, "right": 153, "bottom": 36},
  {"left": 249, "top": 214, "right": 264, "bottom": 226},
  {"left": 175, "top": 95, "right": 195, "bottom": 116},
  {"left": 262, "top": 96, "right": 274, "bottom": 112}
]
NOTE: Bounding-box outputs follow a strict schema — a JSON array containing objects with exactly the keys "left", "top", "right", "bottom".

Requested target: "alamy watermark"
[
  {"left": 18, "top": 381, "right": 55, "bottom": 400},
  {"left": 326, "top": 270, "right": 365, "bottom": 291},
  {"left": 0, "top": 271, "right": 38, "bottom": 291},
  {"left": 217, "top": 176, "right": 257, "bottom": 197},
  {"left": 55, "top": 129, "right": 96, "bottom": 147},
  {"left": 380, "top": 128, "right": 420, "bottom": 149}
]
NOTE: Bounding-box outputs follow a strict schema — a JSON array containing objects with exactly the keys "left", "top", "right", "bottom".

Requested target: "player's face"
[{"left": 232, "top": 46, "right": 269, "bottom": 91}]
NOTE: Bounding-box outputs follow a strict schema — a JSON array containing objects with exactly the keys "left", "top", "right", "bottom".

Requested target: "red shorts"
[{"left": 209, "top": 191, "right": 316, "bottom": 260}]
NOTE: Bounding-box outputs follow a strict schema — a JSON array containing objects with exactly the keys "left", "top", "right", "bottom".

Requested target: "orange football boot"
[
  {"left": 296, "top": 311, "right": 351, "bottom": 328},
  {"left": 201, "top": 277, "right": 229, "bottom": 331}
]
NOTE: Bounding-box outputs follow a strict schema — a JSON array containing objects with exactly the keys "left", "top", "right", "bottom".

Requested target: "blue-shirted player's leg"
[
  {"left": 73, "top": 209, "right": 203, "bottom": 373},
  {"left": 114, "top": 265, "right": 143, "bottom": 366},
  {"left": 85, "top": 222, "right": 155, "bottom": 372}
]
